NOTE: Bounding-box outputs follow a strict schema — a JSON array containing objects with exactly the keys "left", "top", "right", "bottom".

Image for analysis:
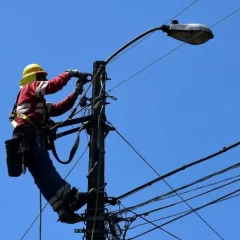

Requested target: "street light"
[
  {"left": 105, "top": 19, "right": 214, "bottom": 64},
  {"left": 86, "top": 19, "right": 214, "bottom": 240},
  {"left": 165, "top": 20, "right": 214, "bottom": 45}
]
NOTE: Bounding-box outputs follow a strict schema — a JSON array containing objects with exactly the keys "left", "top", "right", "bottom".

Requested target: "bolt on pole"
[{"left": 86, "top": 61, "right": 106, "bottom": 240}]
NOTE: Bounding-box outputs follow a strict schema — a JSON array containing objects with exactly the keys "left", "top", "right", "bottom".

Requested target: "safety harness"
[
  {"left": 9, "top": 91, "right": 32, "bottom": 128},
  {"left": 8, "top": 90, "right": 86, "bottom": 168}
]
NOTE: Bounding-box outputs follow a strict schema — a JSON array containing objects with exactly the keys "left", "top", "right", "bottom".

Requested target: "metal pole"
[{"left": 86, "top": 61, "right": 106, "bottom": 240}]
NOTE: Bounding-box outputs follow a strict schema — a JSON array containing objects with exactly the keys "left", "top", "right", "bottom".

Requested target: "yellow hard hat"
[{"left": 20, "top": 63, "right": 48, "bottom": 88}]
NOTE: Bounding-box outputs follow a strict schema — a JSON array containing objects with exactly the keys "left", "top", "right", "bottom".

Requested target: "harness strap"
[
  {"left": 9, "top": 90, "right": 32, "bottom": 128},
  {"left": 46, "top": 124, "right": 85, "bottom": 165}
]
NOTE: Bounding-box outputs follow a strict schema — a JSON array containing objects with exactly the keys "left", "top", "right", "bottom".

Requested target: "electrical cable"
[
  {"left": 120, "top": 203, "right": 182, "bottom": 240},
  {"left": 108, "top": 7, "right": 240, "bottom": 93},
  {"left": 19, "top": 146, "right": 89, "bottom": 240},
  {"left": 114, "top": 138, "right": 240, "bottom": 200},
  {"left": 110, "top": 123, "right": 227, "bottom": 239},
  {"left": 128, "top": 191, "right": 240, "bottom": 230},
  {"left": 133, "top": 177, "right": 240, "bottom": 218},
  {"left": 113, "top": 163, "right": 240, "bottom": 214},
  {"left": 159, "top": 174, "right": 240, "bottom": 202},
  {"left": 128, "top": 187, "right": 240, "bottom": 240},
  {"left": 113, "top": 175, "right": 240, "bottom": 218}
]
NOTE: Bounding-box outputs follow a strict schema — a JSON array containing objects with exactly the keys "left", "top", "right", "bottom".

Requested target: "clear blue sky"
[{"left": 1, "top": 0, "right": 240, "bottom": 239}]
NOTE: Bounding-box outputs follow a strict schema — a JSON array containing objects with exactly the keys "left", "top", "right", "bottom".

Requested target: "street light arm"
[
  {"left": 105, "top": 26, "right": 167, "bottom": 65},
  {"left": 105, "top": 20, "right": 214, "bottom": 65}
]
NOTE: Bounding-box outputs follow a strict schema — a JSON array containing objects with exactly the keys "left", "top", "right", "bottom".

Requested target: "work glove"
[
  {"left": 66, "top": 70, "right": 92, "bottom": 82},
  {"left": 65, "top": 69, "right": 81, "bottom": 78}
]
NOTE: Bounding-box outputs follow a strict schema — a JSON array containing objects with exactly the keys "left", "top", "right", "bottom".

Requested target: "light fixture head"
[{"left": 162, "top": 20, "right": 214, "bottom": 45}]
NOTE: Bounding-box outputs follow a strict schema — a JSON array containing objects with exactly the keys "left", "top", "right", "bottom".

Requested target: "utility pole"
[
  {"left": 77, "top": 21, "right": 214, "bottom": 240},
  {"left": 86, "top": 61, "right": 106, "bottom": 240}
]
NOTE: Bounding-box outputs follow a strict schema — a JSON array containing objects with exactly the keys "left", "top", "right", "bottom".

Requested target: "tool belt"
[
  {"left": 5, "top": 127, "right": 36, "bottom": 177},
  {"left": 5, "top": 118, "right": 85, "bottom": 177}
]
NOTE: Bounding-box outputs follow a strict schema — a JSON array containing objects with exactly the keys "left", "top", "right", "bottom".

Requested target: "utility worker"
[{"left": 11, "top": 63, "right": 95, "bottom": 224}]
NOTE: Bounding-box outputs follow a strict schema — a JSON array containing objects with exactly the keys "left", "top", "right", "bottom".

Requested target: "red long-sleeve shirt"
[{"left": 15, "top": 72, "right": 77, "bottom": 127}]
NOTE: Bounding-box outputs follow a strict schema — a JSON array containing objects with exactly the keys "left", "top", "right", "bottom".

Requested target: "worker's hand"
[
  {"left": 66, "top": 70, "right": 92, "bottom": 82},
  {"left": 65, "top": 69, "right": 82, "bottom": 78}
]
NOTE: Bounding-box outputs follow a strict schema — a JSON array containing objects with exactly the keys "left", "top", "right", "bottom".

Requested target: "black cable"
[
  {"left": 115, "top": 138, "right": 240, "bottom": 200},
  {"left": 113, "top": 163, "right": 240, "bottom": 214},
  {"left": 115, "top": 175, "right": 240, "bottom": 219},
  {"left": 120, "top": 203, "right": 182, "bottom": 240},
  {"left": 135, "top": 177, "right": 240, "bottom": 218},
  {"left": 19, "top": 146, "right": 89, "bottom": 240},
  {"left": 108, "top": 8, "right": 240, "bottom": 93},
  {"left": 128, "top": 188, "right": 240, "bottom": 240},
  {"left": 159, "top": 174, "right": 240, "bottom": 202},
  {"left": 129, "top": 191, "right": 240, "bottom": 230},
  {"left": 110, "top": 123, "right": 227, "bottom": 239},
  {"left": 129, "top": 210, "right": 190, "bottom": 230},
  {"left": 71, "top": 93, "right": 102, "bottom": 117}
]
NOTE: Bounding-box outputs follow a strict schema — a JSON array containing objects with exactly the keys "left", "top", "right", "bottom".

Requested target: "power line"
[
  {"left": 19, "top": 145, "right": 89, "bottom": 240},
  {"left": 108, "top": 7, "right": 240, "bottom": 93},
  {"left": 159, "top": 174, "right": 240, "bottom": 202},
  {"left": 108, "top": 0, "right": 198, "bottom": 64},
  {"left": 114, "top": 175, "right": 240, "bottom": 219},
  {"left": 110, "top": 123, "right": 228, "bottom": 239},
  {"left": 128, "top": 191, "right": 240, "bottom": 230},
  {"left": 120, "top": 203, "right": 182, "bottom": 240},
  {"left": 113, "top": 163, "right": 240, "bottom": 214},
  {"left": 134, "top": 177, "right": 240, "bottom": 218},
  {"left": 115, "top": 138, "right": 240, "bottom": 200},
  {"left": 128, "top": 187, "right": 240, "bottom": 240}
]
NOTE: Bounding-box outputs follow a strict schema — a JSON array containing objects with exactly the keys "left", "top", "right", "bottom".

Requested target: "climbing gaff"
[{"left": 161, "top": 20, "right": 214, "bottom": 45}]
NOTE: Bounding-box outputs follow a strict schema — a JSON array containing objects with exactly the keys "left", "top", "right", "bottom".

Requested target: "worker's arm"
[
  {"left": 33, "top": 72, "right": 72, "bottom": 97},
  {"left": 46, "top": 92, "right": 78, "bottom": 117}
]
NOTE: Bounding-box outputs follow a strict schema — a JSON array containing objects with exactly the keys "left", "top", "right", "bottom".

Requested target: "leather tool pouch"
[{"left": 5, "top": 128, "right": 35, "bottom": 177}]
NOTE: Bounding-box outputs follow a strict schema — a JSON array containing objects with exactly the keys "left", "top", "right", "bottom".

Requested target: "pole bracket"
[
  {"left": 104, "top": 124, "right": 115, "bottom": 138},
  {"left": 104, "top": 197, "right": 119, "bottom": 206}
]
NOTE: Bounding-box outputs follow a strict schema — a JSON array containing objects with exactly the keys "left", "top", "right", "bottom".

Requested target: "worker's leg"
[
  {"left": 26, "top": 136, "right": 80, "bottom": 222},
  {"left": 27, "top": 135, "right": 94, "bottom": 221}
]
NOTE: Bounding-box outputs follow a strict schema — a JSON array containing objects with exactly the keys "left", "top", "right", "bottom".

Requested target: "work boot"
[
  {"left": 65, "top": 187, "right": 97, "bottom": 212},
  {"left": 57, "top": 204, "right": 82, "bottom": 224}
]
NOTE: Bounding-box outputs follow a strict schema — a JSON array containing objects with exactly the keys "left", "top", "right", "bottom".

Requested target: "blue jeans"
[{"left": 27, "top": 136, "right": 71, "bottom": 211}]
